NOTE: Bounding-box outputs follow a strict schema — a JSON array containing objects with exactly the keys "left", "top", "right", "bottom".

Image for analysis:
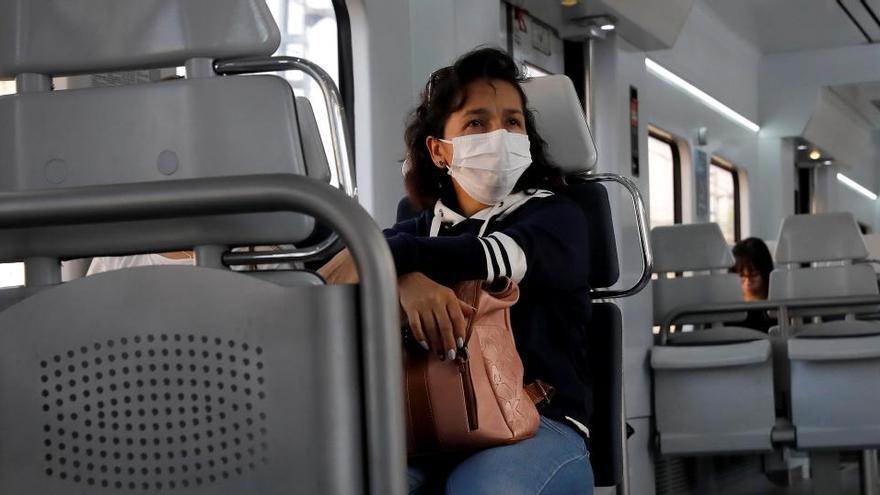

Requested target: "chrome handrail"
[
  {"left": 571, "top": 172, "right": 653, "bottom": 300},
  {"left": 214, "top": 56, "right": 357, "bottom": 199},
  {"left": 222, "top": 234, "right": 341, "bottom": 266},
  {"left": 658, "top": 295, "right": 880, "bottom": 345}
]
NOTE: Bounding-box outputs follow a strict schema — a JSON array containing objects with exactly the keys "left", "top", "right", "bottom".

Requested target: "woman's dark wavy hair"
[
  {"left": 403, "top": 47, "right": 565, "bottom": 211},
  {"left": 733, "top": 237, "right": 774, "bottom": 294}
]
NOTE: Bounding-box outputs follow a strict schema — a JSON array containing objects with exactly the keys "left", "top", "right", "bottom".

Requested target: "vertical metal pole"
[
  {"left": 24, "top": 257, "right": 61, "bottom": 287},
  {"left": 16, "top": 73, "right": 52, "bottom": 93},
  {"left": 185, "top": 58, "right": 216, "bottom": 78},
  {"left": 194, "top": 245, "right": 227, "bottom": 269},
  {"left": 862, "top": 449, "right": 879, "bottom": 495}
]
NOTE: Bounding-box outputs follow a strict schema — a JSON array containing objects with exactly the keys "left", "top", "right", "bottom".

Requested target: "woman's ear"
[{"left": 426, "top": 136, "right": 450, "bottom": 170}]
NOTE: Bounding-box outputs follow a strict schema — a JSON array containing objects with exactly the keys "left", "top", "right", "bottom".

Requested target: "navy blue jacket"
[{"left": 384, "top": 189, "right": 593, "bottom": 430}]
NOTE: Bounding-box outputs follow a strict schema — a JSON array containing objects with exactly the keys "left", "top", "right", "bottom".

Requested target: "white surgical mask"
[{"left": 439, "top": 129, "right": 532, "bottom": 206}]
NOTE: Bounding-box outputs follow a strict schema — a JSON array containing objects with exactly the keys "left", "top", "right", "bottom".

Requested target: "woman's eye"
[
  {"left": 467, "top": 119, "right": 483, "bottom": 128},
  {"left": 508, "top": 118, "right": 523, "bottom": 127}
]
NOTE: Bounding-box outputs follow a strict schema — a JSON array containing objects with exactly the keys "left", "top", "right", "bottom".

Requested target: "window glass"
[
  {"left": 648, "top": 134, "right": 679, "bottom": 228},
  {"left": 709, "top": 162, "right": 738, "bottom": 244},
  {"left": 266, "top": 0, "right": 340, "bottom": 186}
]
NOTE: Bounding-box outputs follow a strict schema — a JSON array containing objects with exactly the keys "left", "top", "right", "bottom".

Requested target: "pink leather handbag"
[{"left": 404, "top": 279, "right": 543, "bottom": 456}]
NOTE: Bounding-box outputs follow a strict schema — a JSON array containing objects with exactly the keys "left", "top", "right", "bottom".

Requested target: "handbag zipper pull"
[{"left": 457, "top": 347, "right": 479, "bottom": 431}]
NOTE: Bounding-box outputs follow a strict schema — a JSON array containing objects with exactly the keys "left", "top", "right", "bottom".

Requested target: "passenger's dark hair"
[
  {"left": 732, "top": 237, "right": 774, "bottom": 294},
  {"left": 403, "top": 47, "right": 565, "bottom": 211}
]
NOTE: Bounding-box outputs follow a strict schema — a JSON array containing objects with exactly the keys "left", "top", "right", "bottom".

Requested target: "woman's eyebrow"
[
  {"left": 462, "top": 108, "right": 491, "bottom": 117},
  {"left": 461, "top": 108, "right": 524, "bottom": 117}
]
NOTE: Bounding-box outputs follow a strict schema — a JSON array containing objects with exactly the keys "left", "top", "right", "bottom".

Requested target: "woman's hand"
[
  {"left": 399, "top": 272, "right": 473, "bottom": 360},
  {"left": 317, "top": 248, "right": 359, "bottom": 284}
]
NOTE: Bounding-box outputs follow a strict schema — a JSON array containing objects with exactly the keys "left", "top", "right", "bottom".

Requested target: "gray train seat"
[
  {"left": 521, "top": 75, "right": 628, "bottom": 489},
  {"left": 0, "top": 0, "right": 327, "bottom": 262},
  {"left": 651, "top": 223, "right": 775, "bottom": 455},
  {"left": 772, "top": 212, "right": 880, "bottom": 450},
  {"left": 0, "top": 2, "right": 405, "bottom": 494}
]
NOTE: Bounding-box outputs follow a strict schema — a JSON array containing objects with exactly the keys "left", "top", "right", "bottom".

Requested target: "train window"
[
  {"left": 266, "top": 0, "right": 341, "bottom": 186},
  {"left": 648, "top": 131, "right": 682, "bottom": 228},
  {"left": 709, "top": 158, "right": 740, "bottom": 244}
]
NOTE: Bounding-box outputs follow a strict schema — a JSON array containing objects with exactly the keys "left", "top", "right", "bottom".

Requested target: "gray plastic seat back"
[
  {"left": 0, "top": 0, "right": 279, "bottom": 77},
  {"left": 521, "top": 75, "right": 597, "bottom": 173},
  {"left": 0, "top": 0, "right": 324, "bottom": 261},
  {"left": 0, "top": 266, "right": 365, "bottom": 494},
  {"left": 651, "top": 223, "right": 745, "bottom": 324},
  {"left": 771, "top": 212, "right": 878, "bottom": 317},
  {"left": 775, "top": 212, "right": 868, "bottom": 265}
]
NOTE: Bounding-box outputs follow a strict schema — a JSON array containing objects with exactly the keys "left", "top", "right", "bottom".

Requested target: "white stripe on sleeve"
[
  {"left": 488, "top": 232, "right": 528, "bottom": 283},
  {"left": 477, "top": 238, "right": 497, "bottom": 283}
]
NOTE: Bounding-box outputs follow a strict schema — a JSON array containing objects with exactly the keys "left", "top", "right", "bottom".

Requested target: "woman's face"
[
  {"left": 427, "top": 78, "right": 527, "bottom": 169},
  {"left": 739, "top": 266, "right": 766, "bottom": 301}
]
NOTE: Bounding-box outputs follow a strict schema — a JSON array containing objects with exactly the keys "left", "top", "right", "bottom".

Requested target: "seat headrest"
[
  {"left": 520, "top": 75, "right": 597, "bottom": 173},
  {"left": 0, "top": 0, "right": 280, "bottom": 78},
  {"left": 775, "top": 212, "right": 868, "bottom": 263},
  {"left": 651, "top": 223, "right": 734, "bottom": 273}
]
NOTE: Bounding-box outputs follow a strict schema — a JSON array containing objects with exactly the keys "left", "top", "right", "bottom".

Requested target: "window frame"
[
  {"left": 331, "top": 0, "right": 355, "bottom": 142},
  {"left": 709, "top": 157, "right": 741, "bottom": 242},
  {"left": 648, "top": 129, "right": 683, "bottom": 225}
]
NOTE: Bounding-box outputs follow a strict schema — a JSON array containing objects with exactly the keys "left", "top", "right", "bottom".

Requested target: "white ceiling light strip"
[
  {"left": 837, "top": 173, "right": 877, "bottom": 200},
  {"left": 645, "top": 58, "right": 761, "bottom": 133}
]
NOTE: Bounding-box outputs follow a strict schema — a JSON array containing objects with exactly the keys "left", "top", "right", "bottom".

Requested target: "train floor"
[
  {"left": 714, "top": 462, "right": 862, "bottom": 495},
  {"left": 656, "top": 454, "right": 868, "bottom": 494}
]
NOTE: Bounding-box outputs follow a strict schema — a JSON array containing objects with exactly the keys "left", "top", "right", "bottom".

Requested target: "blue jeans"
[{"left": 408, "top": 416, "right": 594, "bottom": 495}]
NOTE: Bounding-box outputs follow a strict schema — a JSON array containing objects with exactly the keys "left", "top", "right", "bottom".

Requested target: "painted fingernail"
[
  {"left": 447, "top": 349, "right": 457, "bottom": 361},
  {"left": 456, "top": 338, "right": 464, "bottom": 349},
  {"left": 419, "top": 340, "right": 429, "bottom": 350}
]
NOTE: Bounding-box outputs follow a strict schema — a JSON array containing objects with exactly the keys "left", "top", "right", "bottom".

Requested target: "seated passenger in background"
[
  {"left": 733, "top": 237, "right": 776, "bottom": 332},
  {"left": 321, "top": 47, "right": 594, "bottom": 495}
]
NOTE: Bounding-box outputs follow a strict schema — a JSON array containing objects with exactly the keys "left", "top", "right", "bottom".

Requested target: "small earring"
[{"left": 439, "top": 160, "right": 447, "bottom": 166}]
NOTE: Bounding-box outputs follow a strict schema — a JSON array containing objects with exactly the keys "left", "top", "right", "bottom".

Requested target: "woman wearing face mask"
[{"left": 320, "top": 47, "right": 593, "bottom": 494}]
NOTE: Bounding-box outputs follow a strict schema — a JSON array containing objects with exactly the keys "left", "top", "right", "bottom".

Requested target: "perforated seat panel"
[{"left": 0, "top": 266, "right": 365, "bottom": 494}]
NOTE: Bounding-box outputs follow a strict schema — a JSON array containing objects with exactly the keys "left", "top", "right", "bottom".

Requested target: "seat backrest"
[
  {"left": 520, "top": 75, "right": 597, "bottom": 173},
  {"left": 651, "top": 223, "right": 744, "bottom": 325},
  {"left": 0, "top": 0, "right": 279, "bottom": 77},
  {"left": 0, "top": 0, "right": 322, "bottom": 262},
  {"left": 770, "top": 212, "right": 878, "bottom": 316},
  {"left": 521, "top": 75, "right": 621, "bottom": 487}
]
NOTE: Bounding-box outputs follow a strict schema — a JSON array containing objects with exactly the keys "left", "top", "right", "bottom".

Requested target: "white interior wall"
[
  {"left": 642, "top": 1, "right": 763, "bottom": 238},
  {"left": 351, "top": 0, "right": 506, "bottom": 227}
]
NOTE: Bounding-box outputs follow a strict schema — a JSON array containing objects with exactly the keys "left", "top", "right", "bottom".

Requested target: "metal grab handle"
[
  {"left": 570, "top": 172, "right": 653, "bottom": 300},
  {"left": 222, "top": 233, "right": 341, "bottom": 266},
  {"left": 214, "top": 56, "right": 357, "bottom": 199},
  {"left": 658, "top": 295, "right": 880, "bottom": 345},
  {"left": 0, "top": 174, "right": 405, "bottom": 495}
]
